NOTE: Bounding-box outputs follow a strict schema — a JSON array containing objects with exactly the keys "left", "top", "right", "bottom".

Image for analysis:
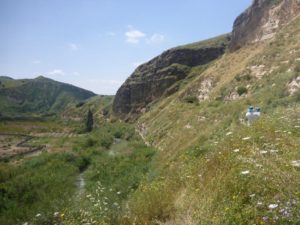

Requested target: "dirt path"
[{"left": 0, "top": 133, "right": 45, "bottom": 159}]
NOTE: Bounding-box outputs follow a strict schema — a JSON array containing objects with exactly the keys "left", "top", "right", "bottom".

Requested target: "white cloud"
[
  {"left": 125, "top": 26, "right": 146, "bottom": 44},
  {"left": 47, "top": 69, "right": 65, "bottom": 77},
  {"left": 68, "top": 43, "right": 79, "bottom": 51},
  {"left": 146, "top": 33, "right": 165, "bottom": 44}
]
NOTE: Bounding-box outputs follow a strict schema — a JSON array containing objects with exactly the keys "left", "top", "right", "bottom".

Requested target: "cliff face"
[
  {"left": 230, "top": 0, "right": 300, "bottom": 51},
  {"left": 113, "top": 35, "right": 230, "bottom": 120},
  {"left": 113, "top": 0, "right": 300, "bottom": 121}
]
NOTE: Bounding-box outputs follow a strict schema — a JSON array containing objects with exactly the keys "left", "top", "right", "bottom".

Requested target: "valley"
[{"left": 1, "top": 0, "right": 300, "bottom": 224}]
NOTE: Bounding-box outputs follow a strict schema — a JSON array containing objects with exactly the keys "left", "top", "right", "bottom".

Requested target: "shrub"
[
  {"left": 85, "top": 137, "right": 97, "bottom": 148},
  {"left": 76, "top": 102, "right": 85, "bottom": 108},
  {"left": 237, "top": 86, "right": 248, "bottom": 96},
  {"left": 295, "top": 62, "right": 300, "bottom": 73},
  {"left": 183, "top": 95, "right": 199, "bottom": 104},
  {"left": 100, "top": 135, "right": 113, "bottom": 149}
]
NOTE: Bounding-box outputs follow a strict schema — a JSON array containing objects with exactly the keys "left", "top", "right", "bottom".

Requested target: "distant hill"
[
  {"left": 61, "top": 95, "right": 113, "bottom": 124},
  {"left": 0, "top": 76, "right": 96, "bottom": 117}
]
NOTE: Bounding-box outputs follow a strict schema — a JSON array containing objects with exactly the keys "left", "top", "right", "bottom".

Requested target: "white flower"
[
  {"left": 36, "top": 213, "right": 41, "bottom": 217},
  {"left": 260, "top": 150, "right": 268, "bottom": 154},
  {"left": 268, "top": 204, "right": 278, "bottom": 209},
  {"left": 226, "top": 132, "right": 233, "bottom": 136},
  {"left": 53, "top": 212, "right": 59, "bottom": 217},
  {"left": 117, "top": 191, "right": 121, "bottom": 195},
  {"left": 241, "top": 170, "right": 250, "bottom": 175},
  {"left": 257, "top": 202, "right": 263, "bottom": 206},
  {"left": 249, "top": 194, "right": 256, "bottom": 198},
  {"left": 291, "top": 160, "right": 300, "bottom": 167},
  {"left": 233, "top": 149, "right": 240, "bottom": 153},
  {"left": 242, "top": 137, "right": 251, "bottom": 140}
]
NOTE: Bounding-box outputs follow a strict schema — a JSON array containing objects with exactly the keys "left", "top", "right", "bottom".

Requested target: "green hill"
[{"left": 0, "top": 76, "right": 96, "bottom": 117}]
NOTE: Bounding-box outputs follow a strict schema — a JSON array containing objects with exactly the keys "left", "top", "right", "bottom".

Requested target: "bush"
[
  {"left": 100, "top": 135, "right": 113, "bottom": 149},
  {"left": 85, "top": 137, "right": 97, "bottom": 148},
  {"left": 183, "top": 95, "right": 199, "bottom": 104},
  {"left": 237, "top": 86, "right": 248, "bottom": 96},
  {"left": 295, "top": 62, "right": 300, "bottom": 73},
  {"left": 76, "top": 102, "right": 85, "bottom": 108}
]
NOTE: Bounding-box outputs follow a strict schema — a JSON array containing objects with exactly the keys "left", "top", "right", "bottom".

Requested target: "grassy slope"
[
  {"left": 118, "top": 16, "right": 300, "bottom": 224},
  {"left": 174, "top": 33, "right": 231, "bottom": 50},
  {"left": 0, "top": 76, "right": 96, "bottom": 117},
  {"left": 61, "top": 95, "right": 113, "bottom": 123}
]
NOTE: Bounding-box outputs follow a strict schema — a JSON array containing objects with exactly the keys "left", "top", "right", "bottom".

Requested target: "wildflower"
[
  {"left": 257, "top": 202, "right": 263, "bottom": 206},
  {"left": 54, "top": 212, "right": 59, "bottom": 217},
  {"left": 268, "top": 204, "right": 278, "bottom": 209},
  {"left": 117, "top": 191, "right": 121, "bottom": 195},
  {"left": 226, "top": 132, "right": 233, "bottom": 136},
  {"left": 242, "top": 137, "right": 251, "bottom": 140},
  {"left": 233, "top": 149, "right": 240, "bottom": 153},
  {"left": 260, "top": 150, "right": 268, "bottom": 154},
  {"left": 36, "top": 213, "right": 41, "bottom": 217},
  {"left": 262, "top": 216, "right": 268, "bottom": 221},
  {"left": 241, "top": 170, "right": 250, "bottom": 175},
  {"left": 291, "top": 160, "right": 300, "bottom": 167}
]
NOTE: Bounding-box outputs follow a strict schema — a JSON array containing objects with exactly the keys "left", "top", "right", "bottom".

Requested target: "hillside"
[
  {"left": 0, "top": 76, "right": 96, "bottom": 117},
  {"left": 110, "top": 0, "right": 300, "bottom": 224},
  {"left": 61, "top": 95, "right": 113, "bottom": 125},
  {"left": 113, "top": 34, "right": 231, "bottom": 120}
]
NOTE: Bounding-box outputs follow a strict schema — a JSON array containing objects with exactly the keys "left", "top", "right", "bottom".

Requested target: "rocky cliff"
[
  {"left": 113, "top": 0, "right": 300, "bottom": 121},
  {"left": 230, "top": 0, "right": 300, "bottom": 51},
  {"left": 113, "top": 35, "right": 230, "bottom": 120}
]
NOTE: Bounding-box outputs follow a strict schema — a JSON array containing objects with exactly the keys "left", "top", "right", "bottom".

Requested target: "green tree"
[{"left": 86, "top": 109, "right": 94, "bottom": 132}]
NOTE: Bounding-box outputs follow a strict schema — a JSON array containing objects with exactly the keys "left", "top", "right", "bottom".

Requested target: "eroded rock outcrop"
[
  {"left": 113, "top": 35, "right": 230, "bottom": 120},
  {"left": 230, "top": 0, "right": 300, "bottom": 51}
]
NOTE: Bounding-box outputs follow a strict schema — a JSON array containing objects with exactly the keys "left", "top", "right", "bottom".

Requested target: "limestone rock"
[{"left": 230, "top": 0, "right": 300, "bottom": 51}]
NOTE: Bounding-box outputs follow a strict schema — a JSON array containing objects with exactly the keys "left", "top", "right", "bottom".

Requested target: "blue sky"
[{"left": 0, "top": 0, "right": 252, "bottom": 94}]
